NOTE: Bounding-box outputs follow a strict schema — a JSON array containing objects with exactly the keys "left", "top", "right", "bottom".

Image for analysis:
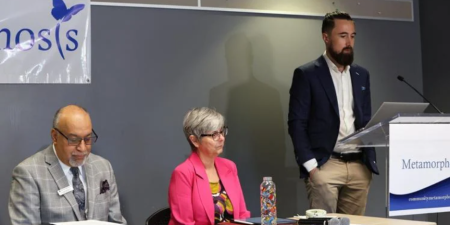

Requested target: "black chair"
[{"left": 145, "top": 207, "right": 171, "bottom": 225}]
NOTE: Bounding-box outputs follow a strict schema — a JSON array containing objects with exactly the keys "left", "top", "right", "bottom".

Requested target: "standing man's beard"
[{"left": 328, "top": 45, "right": 354, "bottom": 67}]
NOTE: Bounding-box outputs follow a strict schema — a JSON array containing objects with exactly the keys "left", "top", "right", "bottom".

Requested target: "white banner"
[
  {"left": 0, "top": 0, "right": 90, "bottom": 83},
  {"left": 389, "top": 123, "right": 450, "bottom": 216}
]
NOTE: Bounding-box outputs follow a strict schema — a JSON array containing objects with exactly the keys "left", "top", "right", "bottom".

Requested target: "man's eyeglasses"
[
  {"left": 200, "top": 126, "right": 228, "bottom": 141},
  {"left": 53, "top": 127, "right": 98, "bottom": 146}
]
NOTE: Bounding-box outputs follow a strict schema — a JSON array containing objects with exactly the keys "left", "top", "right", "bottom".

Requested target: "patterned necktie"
[{"left": 70, "top": 167, "right": 86, "bottom": 219}]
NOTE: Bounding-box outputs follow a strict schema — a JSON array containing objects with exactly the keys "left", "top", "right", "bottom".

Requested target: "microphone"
[
  {"left": 297, "top": 217, "right": 349, "bottom": 225},
  {"left": 397, "top": 75, "right": 444, "bottom": 114},
  {"left": 328, "top": 218, "right": 340, "bottom": 225},
  {"left": 327, "top": 217, "right": 350, "bottom": 225},
  {"left": 339, "top": 217, "right": 350, "bottom": 225}
]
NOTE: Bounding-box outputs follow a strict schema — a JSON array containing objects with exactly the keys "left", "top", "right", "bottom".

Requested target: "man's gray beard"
[{"left": 69, "top": 154, "right": 89, "bottom": 167}]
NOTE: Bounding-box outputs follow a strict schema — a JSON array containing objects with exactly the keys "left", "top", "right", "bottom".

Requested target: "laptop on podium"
[{"left": 364, "top": 102, "right": 429, "bottom": 129}]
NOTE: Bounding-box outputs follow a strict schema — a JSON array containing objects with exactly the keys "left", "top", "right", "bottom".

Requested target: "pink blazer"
[{"left": 168, "top": 152, "right": 251, "bottom": 225}]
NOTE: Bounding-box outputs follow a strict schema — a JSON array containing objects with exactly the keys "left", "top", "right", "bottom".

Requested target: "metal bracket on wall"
[{"left": 91, "top": 0, "right": 414, "bottom": 22}]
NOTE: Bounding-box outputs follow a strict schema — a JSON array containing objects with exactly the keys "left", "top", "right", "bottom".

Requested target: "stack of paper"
[{"left": 52, "top": 220, "right": 123, "bottom": 225}]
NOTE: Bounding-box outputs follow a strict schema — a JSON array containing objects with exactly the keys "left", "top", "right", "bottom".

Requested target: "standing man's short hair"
[{"left": 322, "top": 11, "right": 353, "bottom": 34}]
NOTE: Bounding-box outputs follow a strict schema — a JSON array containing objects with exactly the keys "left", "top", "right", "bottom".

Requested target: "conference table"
[
  {"left": 221, "top": 213, "right": 437, "bottom": 225},
  {"left": 328, "top": 213, "right": 436, "bottom": 225}
]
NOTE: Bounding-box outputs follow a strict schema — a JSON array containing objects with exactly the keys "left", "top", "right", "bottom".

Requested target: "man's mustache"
[
  {"left": 72, "top": 152, "right": 88, "bottom": 156},
  {"left": 342, "top": 47, "right": 353, "bottom": 52}
]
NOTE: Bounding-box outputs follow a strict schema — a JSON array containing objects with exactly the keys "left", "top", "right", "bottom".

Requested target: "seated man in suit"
[{"left": 9, "top": 104, "right": 127, "bottom": 225}]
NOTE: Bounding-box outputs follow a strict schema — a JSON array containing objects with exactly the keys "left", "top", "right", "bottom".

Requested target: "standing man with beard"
[
  {"left": 288, "top": 11, "right": 379, "bottom": 215},
  {"left": 9, "top": 105, "right": 127, "bottom": 225}
]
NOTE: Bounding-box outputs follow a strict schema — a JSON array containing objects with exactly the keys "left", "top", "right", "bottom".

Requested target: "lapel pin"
[
  {"left": 361, "top": 86, "right": 366, "bottom": 91},
  {"left": 356, "top": 72, "right": 360, "bottom": 75}
]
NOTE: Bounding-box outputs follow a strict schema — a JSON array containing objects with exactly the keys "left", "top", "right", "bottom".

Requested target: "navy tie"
[{"left": 70, "top": 167, "right": 86, "bottom": 219}]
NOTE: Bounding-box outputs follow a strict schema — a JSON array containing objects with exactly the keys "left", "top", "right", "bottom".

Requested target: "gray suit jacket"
[{"left": 9, "top": 145, "right": 127, "bottom": 225}]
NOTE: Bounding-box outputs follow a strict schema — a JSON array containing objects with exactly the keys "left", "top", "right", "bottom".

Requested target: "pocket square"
[
  {"left": 100, "top": 180, "right": 110, "bottom": 194},
  {"left": 361, "top": 86, "right": 366, "bottom": 91}
]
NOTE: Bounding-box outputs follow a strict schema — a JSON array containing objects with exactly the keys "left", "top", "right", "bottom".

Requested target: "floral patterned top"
[{"left": 210, "top": 180, "right": 233, "bottom": 224}]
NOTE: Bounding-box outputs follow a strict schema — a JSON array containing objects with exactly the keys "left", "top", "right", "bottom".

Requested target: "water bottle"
[{"left": 260, "top": 176, "right": 276, "bottom": 225}]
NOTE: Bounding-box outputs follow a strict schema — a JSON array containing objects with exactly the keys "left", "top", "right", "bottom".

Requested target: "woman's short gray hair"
[{"left": 183, "top": 107, "right": 225, "bottom": 150}]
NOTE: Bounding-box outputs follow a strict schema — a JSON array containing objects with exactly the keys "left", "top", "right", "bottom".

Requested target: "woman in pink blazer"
[{"left": 169, "top": 107, "right": 251, "bottom": 225}]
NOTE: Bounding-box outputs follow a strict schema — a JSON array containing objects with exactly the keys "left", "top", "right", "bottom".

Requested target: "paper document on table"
[{"left": 52, "top": 220, "right": 122, "bottom": 225}]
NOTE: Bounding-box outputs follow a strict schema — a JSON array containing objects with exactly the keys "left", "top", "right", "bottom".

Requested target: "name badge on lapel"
[{"left": 57, "top": 186, "right": 74, "bottom": 196}]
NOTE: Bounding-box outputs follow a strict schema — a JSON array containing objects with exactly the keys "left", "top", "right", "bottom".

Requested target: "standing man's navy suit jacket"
[{"left": 288, "top": 56, "right": 379, "bottom": 178}]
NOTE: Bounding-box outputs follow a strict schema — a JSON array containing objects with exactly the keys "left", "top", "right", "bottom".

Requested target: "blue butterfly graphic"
[
  {"left": 50, "top": 0, "right": 85, "bottom": 60},
  {"left": 51, "top": 0, "right": 85, "bottom": 22}
]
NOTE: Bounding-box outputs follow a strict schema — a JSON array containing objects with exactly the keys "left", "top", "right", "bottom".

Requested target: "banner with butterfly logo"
[{"left": 0, "top": 0, "right": 90, "bottom": 83}]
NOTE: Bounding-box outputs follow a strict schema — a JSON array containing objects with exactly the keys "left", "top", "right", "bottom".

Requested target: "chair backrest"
[{"left": 145, "top": 207, "right": 171, "bottom": 225}]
